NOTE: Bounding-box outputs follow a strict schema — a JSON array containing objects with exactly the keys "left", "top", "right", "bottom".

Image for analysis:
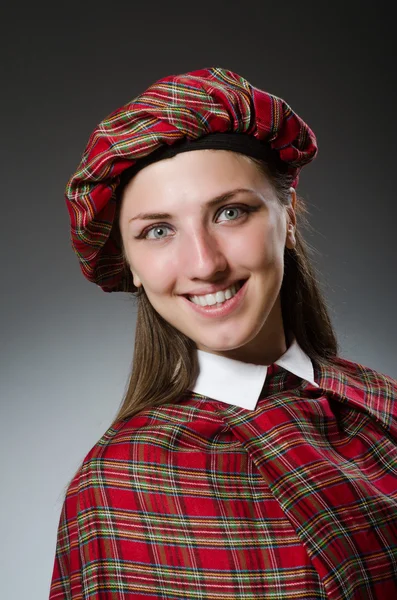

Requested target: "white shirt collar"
[{"left": 190, "top": 337, "right": 319, "bottom": 410}]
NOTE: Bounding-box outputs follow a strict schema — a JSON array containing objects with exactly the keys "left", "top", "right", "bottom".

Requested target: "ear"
[
  {"left": 123, "top": 246, "right": 142, "bottom": 288},
  {"left": 285, "top": 187, "right": 297, "bottom": 250},
  {"left": 132, "top": 272, "right": 142, "bottom": 288}
]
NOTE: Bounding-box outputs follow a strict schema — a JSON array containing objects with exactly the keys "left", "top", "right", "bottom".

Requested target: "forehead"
[{"left": 120, "top": 150, "right": 276, "bottom": 215}]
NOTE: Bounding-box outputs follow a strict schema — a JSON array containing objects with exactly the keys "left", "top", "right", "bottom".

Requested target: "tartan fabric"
[
  {"left": 65, "top": 67, "right": 317, "bottom": 292},
  {"left": 49, "top": 357, "right": 397, "bottom": 599}
]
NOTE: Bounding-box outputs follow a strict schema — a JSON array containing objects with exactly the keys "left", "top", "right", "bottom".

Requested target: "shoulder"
[
  {"left": 317, "top": 355, "right": 397, "bottom": 435},
  {"left": 65, "top": 398, "right": 223, "bottom": 498},
  {"left": 331, "top": 355, "right": 397, "bottom": 392}
]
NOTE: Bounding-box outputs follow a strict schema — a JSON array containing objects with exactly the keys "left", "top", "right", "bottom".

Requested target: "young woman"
[{"left": 49, "top": 67, "right": 397, "bottom": 599}]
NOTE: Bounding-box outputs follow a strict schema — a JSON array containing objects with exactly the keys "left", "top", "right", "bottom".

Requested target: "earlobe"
[{"left": 132, "top": 272, "right": 142, "bottom": 288}]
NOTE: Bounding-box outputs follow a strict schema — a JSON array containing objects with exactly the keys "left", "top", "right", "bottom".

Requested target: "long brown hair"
[{"left": 112, "top": 152, "right": 339, "bottom": 424}]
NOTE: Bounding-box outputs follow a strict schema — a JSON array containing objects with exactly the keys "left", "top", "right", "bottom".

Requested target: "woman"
[{"left": 49, "top": 67, "right": 397, "bottom": 599}]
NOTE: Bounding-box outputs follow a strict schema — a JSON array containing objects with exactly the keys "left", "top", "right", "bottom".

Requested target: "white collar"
[{"left": 190, "top": 337, "right": 319, "bottom": 410}]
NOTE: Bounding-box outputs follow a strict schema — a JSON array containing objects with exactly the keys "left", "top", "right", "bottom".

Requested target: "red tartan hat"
[{"left": 66, "top": 67, "right": 317, "bottom": 292}]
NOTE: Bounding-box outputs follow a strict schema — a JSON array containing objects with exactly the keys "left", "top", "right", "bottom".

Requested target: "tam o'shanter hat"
[{"left": 66, "top": 67, "right": 317, "bottom": 293}]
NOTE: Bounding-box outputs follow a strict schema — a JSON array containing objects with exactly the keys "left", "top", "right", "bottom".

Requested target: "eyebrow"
[{"left": 128, "top": 187, "right": 256, "bottom": 222}]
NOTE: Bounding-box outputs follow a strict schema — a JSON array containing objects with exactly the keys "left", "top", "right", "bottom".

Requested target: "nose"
[{"left": 183, "top": 228, "right": 228, "bottom": 280}]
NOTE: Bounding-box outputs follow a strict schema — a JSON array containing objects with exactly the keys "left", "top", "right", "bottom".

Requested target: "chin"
[{"left": 194, "top": 331, "right": 253, "bottom": 354}]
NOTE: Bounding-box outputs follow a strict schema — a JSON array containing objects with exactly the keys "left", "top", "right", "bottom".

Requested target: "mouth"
[
  {"left": 184, "top": 279, "right": 247, "bottom": 305},
  {"left": 181, "top": 279, "right": 248, "bottom": 317}
]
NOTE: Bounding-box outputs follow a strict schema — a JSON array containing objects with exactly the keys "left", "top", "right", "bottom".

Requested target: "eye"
[
  {"left": 144, "top": 225, "right": 173, "bottom": 240},
  {"left": 216, "top": 205, "right": 249, "bottom": 222}
]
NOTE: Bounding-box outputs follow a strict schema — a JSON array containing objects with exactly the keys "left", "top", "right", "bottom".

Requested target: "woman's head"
[
  {"left": 62, "top": 66, "right": 337, "bottom": 420},
  {"left": 65, "top": 67, "right": 317, "bottom": 293},
  {"left": 118, "top": 148, "right": 297, "bottom": 364}
]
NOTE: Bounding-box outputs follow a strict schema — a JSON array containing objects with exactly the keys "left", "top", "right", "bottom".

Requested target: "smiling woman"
[
  {"left": 120, "top": 150, "right": 292, "bottom": 362},
  {"left": 49, "top": 68, "right": 397, "bottom": 599},
  {"left": 111, "top": 145, "right": 337, "bottom": 424}
]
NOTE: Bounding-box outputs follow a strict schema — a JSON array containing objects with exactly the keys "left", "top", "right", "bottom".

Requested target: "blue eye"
[
  {"left": 217, "top": 206, "right": 245, "bottom": 222},
  {"left": 145, "top": 225, "right": 173, "bottom": 240}
]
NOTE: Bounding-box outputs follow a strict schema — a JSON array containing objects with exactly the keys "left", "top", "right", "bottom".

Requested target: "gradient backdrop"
[{"left": 1, "top": 2, "right": 396, "bottom": 598}]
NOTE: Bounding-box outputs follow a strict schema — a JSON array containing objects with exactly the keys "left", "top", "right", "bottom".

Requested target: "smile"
[
  {"left": 182, "top": 279, "right": 248, "bottom": 318},
  {"left": 188, "top": 281, "right": 244, "bottom": 306}
]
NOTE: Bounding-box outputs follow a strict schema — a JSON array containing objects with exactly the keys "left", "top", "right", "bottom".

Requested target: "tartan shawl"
[
  {"left": 65, "top": 67, "right": 317, "bottom": 293},
  {"left": 49, "top": 357, "right": 397, "bottom": 599}
]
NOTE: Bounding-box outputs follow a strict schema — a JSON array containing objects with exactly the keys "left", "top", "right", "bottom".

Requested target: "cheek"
[
  {"left": 233, "top": 223, "right": 284, "bottom": 270},
  {"left": 131, "top": 251, "right": 178, "bottom": 294}
]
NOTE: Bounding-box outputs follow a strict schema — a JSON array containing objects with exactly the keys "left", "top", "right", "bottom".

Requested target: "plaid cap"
[{"left": 66, "top": 67, "right": 318, "bottom": 292}]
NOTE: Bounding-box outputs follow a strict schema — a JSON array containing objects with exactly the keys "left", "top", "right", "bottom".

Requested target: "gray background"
[{"left": 1, "top": 1, "right": 396, "bottom": 598}]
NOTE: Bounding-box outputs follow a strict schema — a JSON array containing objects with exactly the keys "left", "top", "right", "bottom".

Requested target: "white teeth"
[
  {"left": 189, "top": 282, "right": 242, "bottom": 307},
  {"left": 206, "top": 294, "right": 217, "bottom": 306}
]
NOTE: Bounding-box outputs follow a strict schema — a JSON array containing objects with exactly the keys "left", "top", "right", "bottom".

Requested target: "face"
[{"left": 119, "top": 150, "right": 296, "bottom": 364}]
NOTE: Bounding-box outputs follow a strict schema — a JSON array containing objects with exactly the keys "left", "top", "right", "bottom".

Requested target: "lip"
[
  {"left": 182, "top": 280, "right": 246, "bottom": 297},
  {"left": 181, "top": 279, "right": 248, "bottom": 318}
]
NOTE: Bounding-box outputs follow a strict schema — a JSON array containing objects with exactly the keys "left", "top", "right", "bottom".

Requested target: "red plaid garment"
[{"left": 49, "top": 357, "right": 397, "bottom": 599}]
